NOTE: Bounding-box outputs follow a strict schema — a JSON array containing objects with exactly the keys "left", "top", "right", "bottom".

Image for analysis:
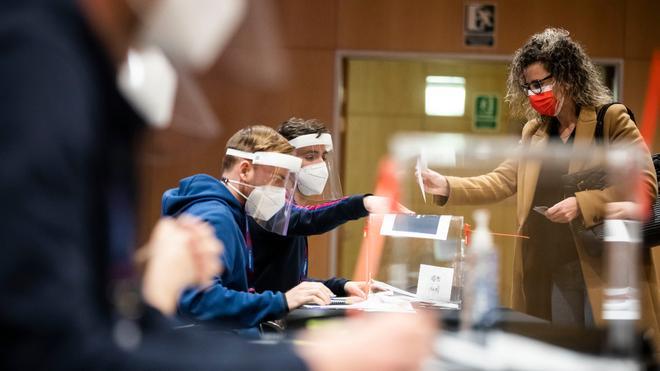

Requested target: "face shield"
[
  {"left": 288, "top": 133, "right": 343, "bottom": 204},
  {"left": 225, "top": 149, "right": 302, "bottom": 235}
]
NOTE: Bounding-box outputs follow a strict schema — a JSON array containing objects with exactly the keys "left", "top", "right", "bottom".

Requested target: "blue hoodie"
[
  {"left": 251, "top": 195, "right": 369, "bottom": 295},
  {"left": 161, "top": 174, "right": 287, "bottom": 329}
]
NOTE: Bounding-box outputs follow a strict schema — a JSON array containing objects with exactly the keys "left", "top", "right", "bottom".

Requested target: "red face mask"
[{"left": 528, "top": 88, "right": 559, "bottom": 116}]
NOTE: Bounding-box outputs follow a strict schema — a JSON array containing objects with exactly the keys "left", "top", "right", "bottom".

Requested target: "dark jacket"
[
  {"left": 252, "top": 195, "right": 369, "bottom": 295},
  {"left": 162, "top": 174, "right": 288, "bottom": 328},
  {"left": 0, "top": 1, "right": 305, "bottom": 369}
]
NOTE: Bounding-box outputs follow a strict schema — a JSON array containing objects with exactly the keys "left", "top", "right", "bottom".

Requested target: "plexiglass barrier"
[{"left": 362, "top": 132, "right": 655, "bottom": 350}]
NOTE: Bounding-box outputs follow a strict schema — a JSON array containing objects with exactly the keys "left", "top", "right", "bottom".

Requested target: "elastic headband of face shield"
[
  {"left": 225, "top": 148, "right": 301, "bottom": 236},
  {"left": 225, "top": 148, "right": 302, "bottom": 172},
  {"left": 288, "top": 133, "right": 334, "bottom": 152}
]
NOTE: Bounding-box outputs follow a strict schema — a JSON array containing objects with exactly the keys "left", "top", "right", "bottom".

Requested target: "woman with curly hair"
[{"left": 421, "top": 28, "right": 657, "bottom": 325}]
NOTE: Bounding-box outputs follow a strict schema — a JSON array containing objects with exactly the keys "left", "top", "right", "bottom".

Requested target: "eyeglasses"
[{"left": 522, "top": 74, "right": 553, "bottom": 95}]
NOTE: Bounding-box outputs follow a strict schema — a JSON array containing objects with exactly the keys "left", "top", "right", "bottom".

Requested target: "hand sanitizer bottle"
[{"left": 460, "top": 209, "right": 499, "bottom": 331}]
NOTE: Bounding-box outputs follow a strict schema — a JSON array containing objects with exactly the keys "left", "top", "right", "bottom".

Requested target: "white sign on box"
[{"left": 416, "top": 264, "right": 454, "bottom": 302}]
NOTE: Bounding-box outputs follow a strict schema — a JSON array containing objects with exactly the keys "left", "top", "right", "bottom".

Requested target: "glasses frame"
[{"left": 522, "top": 74, "right": 553, "bottom": 95}]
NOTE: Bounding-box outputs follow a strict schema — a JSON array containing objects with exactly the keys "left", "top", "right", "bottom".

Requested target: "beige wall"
[{"left": 137, "top": 0, "right": 660, "bottom": 283}]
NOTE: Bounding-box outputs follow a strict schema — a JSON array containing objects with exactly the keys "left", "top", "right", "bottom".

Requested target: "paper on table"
[
  {"left": 415, "top": 149, "right": 428, "bottom": 203},
  {"left": 370, "top": 279, "right": 417, "bottom": 298},
  {"left": 372, "top": 279, "right": 459, "bottom": 309},
  {"left": 303, "top": 291, "right": 416, "bottom": 313}
]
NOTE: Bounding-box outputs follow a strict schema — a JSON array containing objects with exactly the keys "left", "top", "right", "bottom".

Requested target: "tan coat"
[{"left": 438, "top": 104, "right": 658, "bottom": 327}]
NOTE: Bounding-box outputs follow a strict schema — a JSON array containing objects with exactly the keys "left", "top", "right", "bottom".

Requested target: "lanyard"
[
  {"left": 244, "top": 216, "right": 255, "bottom": 290},
  {"left": 301, "top": 241, "right": 308, "bottom": 282}
]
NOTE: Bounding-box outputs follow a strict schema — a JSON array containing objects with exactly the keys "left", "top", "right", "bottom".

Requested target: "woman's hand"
[
  {"left": 606, "top": 201, "right": 642, "bottom": 220},
  {"left": 546, "top": 197, "right": 580, "bottom": 223},
  {"left": 419, "top": 169, "right": 449, "bottom": 196}
]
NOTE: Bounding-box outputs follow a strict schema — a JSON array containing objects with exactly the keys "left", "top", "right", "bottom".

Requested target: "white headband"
[
  {"left": 226, "top": 148, "right": 255, "bottom": 160},
  {"left": 253, "top": 152, "right": 302, "bottom": 172},
  {"left": 288, "top": 133, "right": 333, "bottom": 151}
]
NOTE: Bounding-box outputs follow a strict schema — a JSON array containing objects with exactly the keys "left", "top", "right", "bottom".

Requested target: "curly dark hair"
[
  {"left": 277, "top": 118, "right": 329, "bottom": 141},
  {"left": 506, "top": 28, "right": 612, "bottom": 119}
]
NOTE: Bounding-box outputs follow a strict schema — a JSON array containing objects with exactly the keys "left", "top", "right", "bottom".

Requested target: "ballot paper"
[
  {"left": 303, "top": 279, "right": 459, "bottom": 311},
  {"left": 380, "top": 214, "right": 452, "bottom": 241},
  {"left": 415, "top": 149, "right": 428, "bottom": 203},
  {"left": 303, "top": 291, "right": 416, "bottom": 313},
  {"left": 416, "top": 264, "right": 454, "bottom": 303}
]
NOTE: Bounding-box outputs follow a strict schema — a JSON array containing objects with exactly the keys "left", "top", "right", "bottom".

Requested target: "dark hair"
[
  {"left": 277, "top": 118, "right": 329, "bottom": 141},
  {"left": 506, "top": 28, "right": 612, "bottom": 119},
  {"left": 222, "top": 125, "right": 294, "bottom": 171}
]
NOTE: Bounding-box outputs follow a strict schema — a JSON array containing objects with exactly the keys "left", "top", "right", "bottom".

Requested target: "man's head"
[
  {"left": 278, "top": 118, "right": 330, "bottom": 168},
  {"left": 222, "top": 125, "right": 295, "bottom": 200},
  {"left": 277, "top": 118, "right": 342, "bottom": 201}
]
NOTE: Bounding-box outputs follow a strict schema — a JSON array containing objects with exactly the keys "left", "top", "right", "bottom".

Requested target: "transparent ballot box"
[
  {"left": 357, "top": 213, "right": 465, "bottom": 308},
  {"left": 373, "top": 132, "right": 654, "bottom": 351}
]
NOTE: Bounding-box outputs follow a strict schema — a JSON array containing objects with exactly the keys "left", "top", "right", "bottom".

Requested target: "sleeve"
[
  {"left": 437, "top": 121, "right": 545, "bottom": 207},
  {"left": 0, "top": 25, "right": 118, "bottom": 369},
  {"left": 178, "top": 283, "right": 288, "bottom": 328},
  {"left": 306, "top": 277, "right": 349, "bottom": 296},
  {"left": 177, "top": 205, "right": 288, "bottom": 328},
  {"left": 575, "top": 104, "right": 658, "bottom": 228},
  {"left": 441, "top": 157, "right": 519, "bottom": 205},
  {"left": 286, "top": 194, "right": 370, "bottom": 235},
  {"left": 322, "top": 277, "right": 349, "bottom": 296}
]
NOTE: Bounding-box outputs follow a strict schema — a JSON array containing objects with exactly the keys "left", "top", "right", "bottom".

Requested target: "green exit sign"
[{"left": 473, "top": 94, "right": 499, "bottom": 131}]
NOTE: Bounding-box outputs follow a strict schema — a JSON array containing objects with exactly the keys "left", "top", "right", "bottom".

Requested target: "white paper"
[
  {"left": 380, "top": 214, "right": 452, "bottom": 241},
  {"left": 303, "top": 291, "right": 415, "bottom": 313},
  {"left": 370, "top": 279, "right": 417, "bottom": 298},
  {"left": 415, "top": 149, "right": 428, "bottom": 203},
  {"left": 416, "top": 264, "right": 454, "bottom": 302}
]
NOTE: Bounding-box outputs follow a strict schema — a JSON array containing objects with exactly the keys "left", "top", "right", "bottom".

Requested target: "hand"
[
  {"left": 419, "top": 168, "right": 449, "bottom": 196},
  {"left": 296, "top": 313, "right": 437, "bottom": 371},
  {"left": 546, "top": 197, "right": 580, "bottom": 223},
  {"left": 606, "top": 201, "right": 642, "bottom": 220},
  {"left": 285, "top": 281, "right": 334, "bottom": 309},
  {"left": 141, "top": 215, "right": 223, "bottom": 315},
  {"left": 343, "top": 281, "right": 368, "bottom": 300},
  {"left": 363, "top": 196, "right": 414, "bottom": 214},
  {"left": 176, "top": 214, "right": 224, "bottom": 285}
]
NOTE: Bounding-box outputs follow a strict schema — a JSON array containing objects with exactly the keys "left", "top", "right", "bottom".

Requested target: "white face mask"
[
  {"left": 117, "top": 47, "right": 178, "bottom": 128},
  {"left": 136, "top": 0, "right": 247, "bottom": 71},
  {"left": 297, "top": 162, "right": 329, "bottom": 196},
  {"left": 245, "top": 185, "right": 287, "bottom": 221}
]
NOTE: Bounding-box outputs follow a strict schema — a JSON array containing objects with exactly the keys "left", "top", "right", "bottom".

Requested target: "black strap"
[{"left": 594, "top": 102, "right": 636, "bottom": 143}]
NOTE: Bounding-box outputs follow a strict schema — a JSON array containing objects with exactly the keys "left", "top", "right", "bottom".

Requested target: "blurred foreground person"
[{"left": 0, "top": 0, "right": 435, "bottom": 370}]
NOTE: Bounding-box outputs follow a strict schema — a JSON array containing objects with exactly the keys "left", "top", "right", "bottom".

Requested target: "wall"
[
  {"left": 343, "top": 58, "right": 520, "bottom": 300},
  {"left": 136, "top": 0, "right": 660, "bottom": 283}
]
